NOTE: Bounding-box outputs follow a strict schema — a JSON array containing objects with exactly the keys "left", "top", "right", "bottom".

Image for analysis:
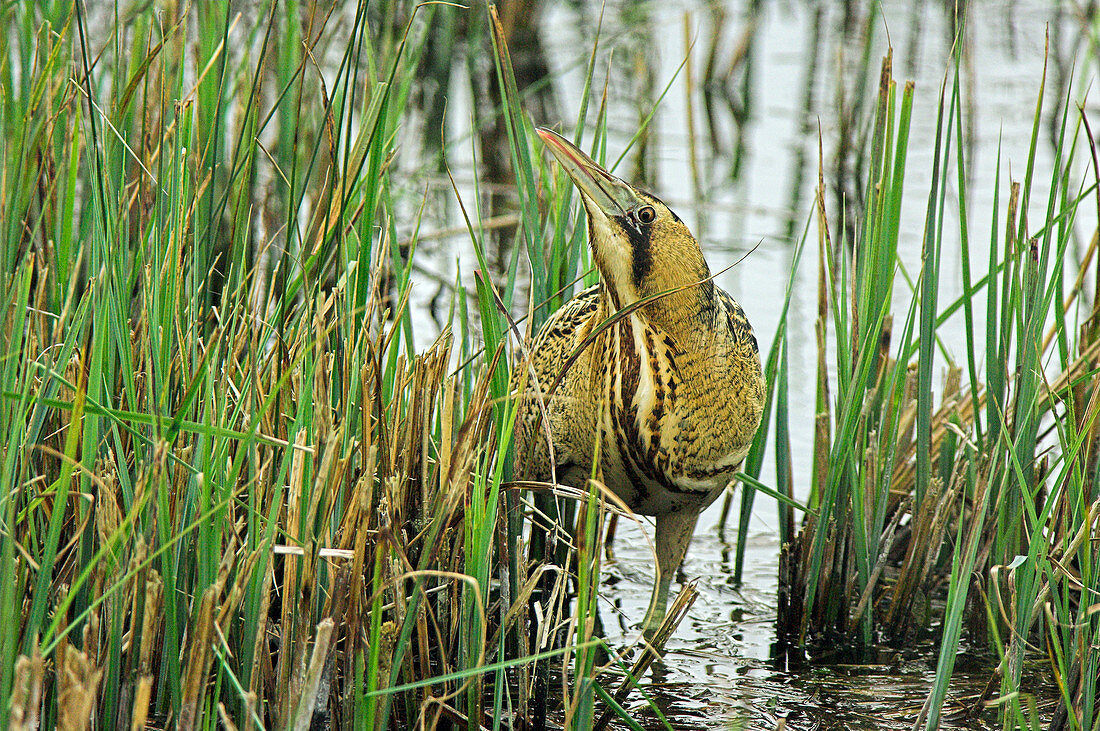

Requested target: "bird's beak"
[{"left": 536, "top": 127, "right": 641, "bottom": 218}]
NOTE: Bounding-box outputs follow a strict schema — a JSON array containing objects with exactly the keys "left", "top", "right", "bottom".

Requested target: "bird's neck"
[{"left": 597, "top": 279, "right": 714, "bottom": 337}]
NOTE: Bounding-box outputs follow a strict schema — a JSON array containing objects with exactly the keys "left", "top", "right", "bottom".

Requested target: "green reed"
[
  {"left": 776, "top": 38, "right": 1100, "bottom": 730},
  {"left": 0, "top": 1, "right": 690, "bottom": 727}
]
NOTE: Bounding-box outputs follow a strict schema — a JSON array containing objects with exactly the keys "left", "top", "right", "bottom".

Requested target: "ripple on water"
[{"left": 593, "top": 503, "right": 1025, "bottom": 729}]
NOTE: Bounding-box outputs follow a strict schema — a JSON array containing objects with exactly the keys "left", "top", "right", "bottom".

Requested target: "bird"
[{"left": 514, "top": 127, "right": 767, "bottom": 638}]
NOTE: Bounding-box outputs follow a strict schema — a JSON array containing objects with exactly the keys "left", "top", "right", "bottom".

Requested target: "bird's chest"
[{"left": 593, "top": 318, "right": 741, "bottom": 513}]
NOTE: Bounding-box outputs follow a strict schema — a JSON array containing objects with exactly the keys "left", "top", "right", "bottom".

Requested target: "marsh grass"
[
  {"left": 776, "top": 47, "right": 1100, "bottom": 730},
  {"left": 3, "top": 2, "right": 1100, "bottom": 730},
  {"left": 0, "top": 2, "right": 679, "bottom": 728}
]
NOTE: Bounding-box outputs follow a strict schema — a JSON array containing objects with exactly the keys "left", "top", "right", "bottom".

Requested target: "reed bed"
[
  {"left": 0, "top": 2, "right": 648, "bottom": 728},
  {"left": 776, "top": 50, "right": 1100, "bottom": 730},
  {"left": 3, "top": 2, "right": 1099, "bottom": 730}
]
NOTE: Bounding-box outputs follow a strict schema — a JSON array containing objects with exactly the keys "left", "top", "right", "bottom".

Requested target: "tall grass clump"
[
  {"left": 776, "top": 47, "right": 1100, "bottom": 729},
  {"left": 0, "top": 2, "right": 669, "bottom": 728}
]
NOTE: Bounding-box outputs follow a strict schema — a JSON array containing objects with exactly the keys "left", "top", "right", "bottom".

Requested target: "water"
[{"left": 399, "top": 0, "right": 1094, "bottom": 726}]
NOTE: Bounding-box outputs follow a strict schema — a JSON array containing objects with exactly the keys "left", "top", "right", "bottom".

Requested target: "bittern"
[{"left": 515, "top": 127, "right": 766, "bottom": 638}]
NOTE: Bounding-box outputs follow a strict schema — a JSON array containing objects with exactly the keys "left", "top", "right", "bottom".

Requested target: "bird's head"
[{"left": 537, "top": 128, "right": 711, "bottom": 314}]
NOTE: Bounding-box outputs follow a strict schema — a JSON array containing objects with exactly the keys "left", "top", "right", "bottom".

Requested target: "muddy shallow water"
[{"left": 400, "top": 0, "right": 1092, "bottom": 726}]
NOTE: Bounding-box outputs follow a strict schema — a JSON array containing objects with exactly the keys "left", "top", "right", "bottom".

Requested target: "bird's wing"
[
  {"left": 522, "top": 284, "right": 602, "bottom": 390},
  {"left": 714, "top": 286, "right": 759, "bottom": 355},
  {"left": 512, "top": 285, "right": 602, "bottom": 481}
]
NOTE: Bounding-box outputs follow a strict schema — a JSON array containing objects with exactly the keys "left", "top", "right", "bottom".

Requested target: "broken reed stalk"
[{"left": 592, "top": 583, "right": 700, "bottom": 731}]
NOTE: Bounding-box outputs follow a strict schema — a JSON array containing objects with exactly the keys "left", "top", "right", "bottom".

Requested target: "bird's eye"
[{"left": 636, "top": 205, "right": 657, "bottom": 224}]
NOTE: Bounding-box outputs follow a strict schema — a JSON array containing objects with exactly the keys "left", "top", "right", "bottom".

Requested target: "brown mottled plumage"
[{"left": 515, "top": 128, "right": 766, "bottom": 638}]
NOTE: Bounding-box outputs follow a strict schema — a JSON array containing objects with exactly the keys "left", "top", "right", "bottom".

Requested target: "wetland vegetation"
[{"left": 2, "top": 1, "right": 1100, "bottom": 729}]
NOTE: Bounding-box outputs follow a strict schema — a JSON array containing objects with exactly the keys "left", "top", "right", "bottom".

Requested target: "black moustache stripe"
[{"left": 618, "top": 214, "right": 653, "bottom": 288}]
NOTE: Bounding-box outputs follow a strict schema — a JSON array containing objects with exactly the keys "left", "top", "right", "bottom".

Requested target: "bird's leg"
[{"left": 642, "top": 509, "right": 699, "bottom": 639}]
